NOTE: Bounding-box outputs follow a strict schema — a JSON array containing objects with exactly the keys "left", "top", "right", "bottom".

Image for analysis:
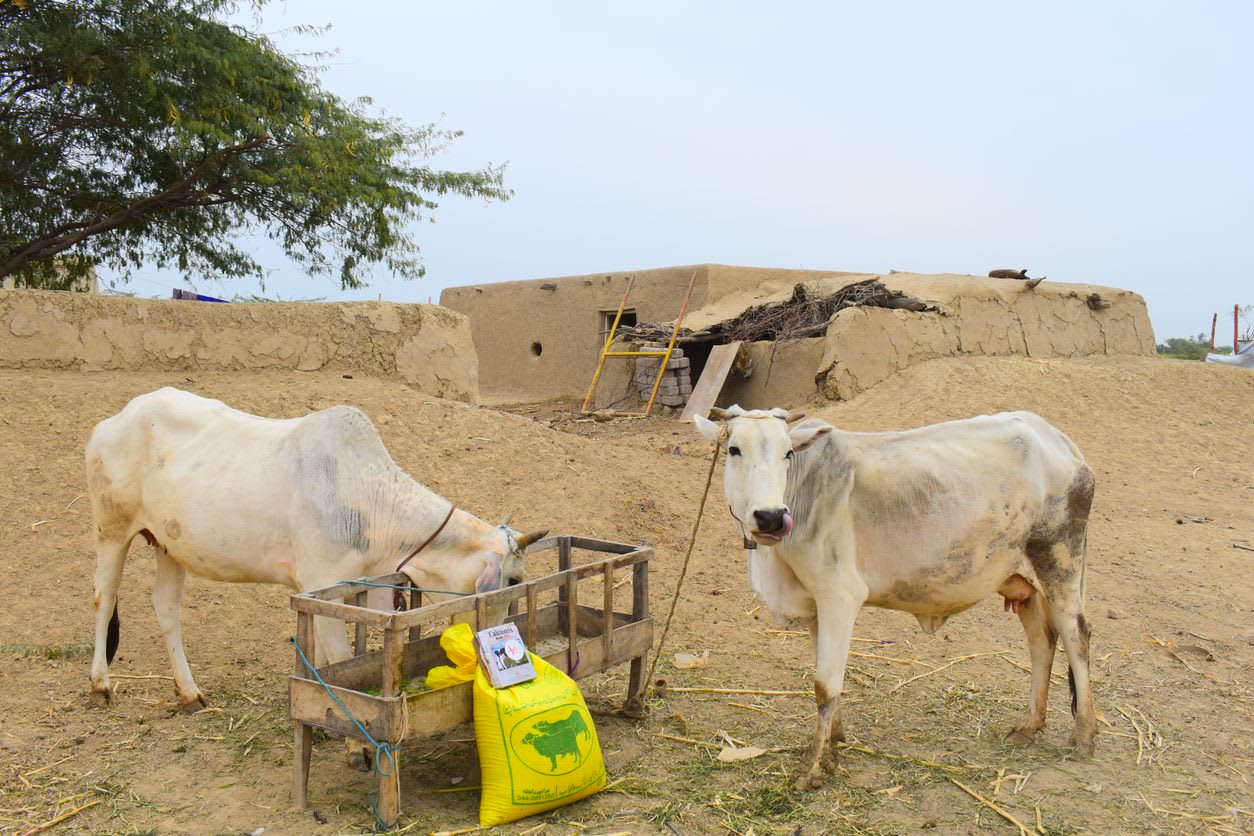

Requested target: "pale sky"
[{"left": 113, "top": 2, "right": 1253, "bottom": 342}]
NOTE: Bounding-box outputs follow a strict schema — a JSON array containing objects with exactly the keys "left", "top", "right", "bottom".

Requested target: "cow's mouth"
[{"left": 751, "top": 511, "right": 794, "bottom": 544}]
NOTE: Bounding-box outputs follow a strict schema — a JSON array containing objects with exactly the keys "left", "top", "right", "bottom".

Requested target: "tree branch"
[{"left": 0, "top": 136, "right": 272, "bottom": 279}]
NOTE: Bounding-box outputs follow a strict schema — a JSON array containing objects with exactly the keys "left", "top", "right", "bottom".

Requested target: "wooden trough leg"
[
  {"left": 293, "top": 611, "right": 316, "bottom": 809},
  {"left": 294, "top": 723, "right": 313, "bottom": 810},
  {"left": 376, "top": 762, "right": 400, "bottom": 830},
  {"left": 375, "top": 624, "right": 404, "bottom": 829},
  {"left": 623, "top": 559, "right": 650, "bottom": 717}
]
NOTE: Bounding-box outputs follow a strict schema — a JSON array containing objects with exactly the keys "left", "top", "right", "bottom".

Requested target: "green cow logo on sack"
[{"left": 508, "top": 704, "right": 595, "bottom": 776}]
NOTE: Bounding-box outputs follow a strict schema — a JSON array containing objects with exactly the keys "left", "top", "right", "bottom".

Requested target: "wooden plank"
[
  {"left": 680, "top": 340, "right": 743, "bottom": 421},
  {"left": 408, "top": 587, "right": 422, "bottom": 644},
  {"left": 632, "top": 559, "right": 650, "bottom": 621},
  {"left": 525, "top": 536, "right": 563, "bottom": 554},
  {"left": 525, "top": 585, "right": 539, "bottom": 648},
  {"left": 626, "top": 559, "right": 651, "bottom": 709},
  {"left": 391, "top": 594, "right": 471, "bottom": 629},
  {"left": 566, "top": 535, "right": 643, "bottom": 554},
  {"left": 566, "top": 572, "right": 579, "bottom": 674},
  {"left": 289, "top": 595, "right": 396, "bottom": 627},
  {"left": 557, "top": 538, "right": 572, "bottom": 635},
  {"left": 406, "top": 680, "right": 473, "bottom": 738},
  {"left": 288, "top": 678, "right": 406, "bottom": 741},
  {"left": 575, "top": 604, "right": 629, "bottom": 635},
  {"left": 294, "top": 612, "right": 315, "bottom": 676},
  {"left": 353, "top": 592, "right": 368, "bottom": 656},
  {"left": 381, "top": 627, "right": 404, "bottom": 699},
  {"left": 602, "top": 563, "right": 614, "bottom": 664}
]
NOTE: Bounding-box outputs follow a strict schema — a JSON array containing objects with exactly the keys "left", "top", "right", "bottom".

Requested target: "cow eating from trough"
[
  {"left": 86, "top": 387, "right": 546, "bottom": 720},
  {"left": 692, "top": 405, "right": 1096, "bottom": 790}
]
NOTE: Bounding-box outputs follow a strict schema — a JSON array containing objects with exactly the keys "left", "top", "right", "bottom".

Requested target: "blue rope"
[
  {"left": 334, "top": 580, "right": 470, "bottom": 596},
  {"left": 290, "top": 635, "right": 402, "bottom": 781}
]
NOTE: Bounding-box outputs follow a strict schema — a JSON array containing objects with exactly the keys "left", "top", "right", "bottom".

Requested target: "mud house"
[{"left": 440, "top": 264, "right": 1156, "bottom": 409}]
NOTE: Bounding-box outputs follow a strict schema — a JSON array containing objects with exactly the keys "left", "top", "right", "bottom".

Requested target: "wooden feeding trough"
[{"left": 289, "top": 535, "right": 653, "bottom": 828}]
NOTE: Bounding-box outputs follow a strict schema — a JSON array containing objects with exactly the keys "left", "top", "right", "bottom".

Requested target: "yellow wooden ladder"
[{"left": 580, "top": 270, "right": 698, "bottom": 417}]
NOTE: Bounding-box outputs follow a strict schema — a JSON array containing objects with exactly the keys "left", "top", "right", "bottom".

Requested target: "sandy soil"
[{"left": 0, "top": 355, "right": 1251, "bottom": 835}]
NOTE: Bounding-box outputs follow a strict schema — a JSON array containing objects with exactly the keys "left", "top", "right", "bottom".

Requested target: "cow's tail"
[
  {"left": 1068, "top": 667, "right": 1077, "bottom": 717},
  {"left": 106, "top": 605, "right": 120, "bottom": 665}
]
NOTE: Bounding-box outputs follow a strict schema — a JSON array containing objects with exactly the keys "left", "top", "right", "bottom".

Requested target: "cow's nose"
[{"left": 753, "top": 508, "right": 788, "bottom": 533}]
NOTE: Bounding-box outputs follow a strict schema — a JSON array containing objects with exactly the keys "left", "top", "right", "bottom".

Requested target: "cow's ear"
[
  {"left": 692, "top": 414, "right": 721, "bottom": 443},
  {"left": 475, "top": 556, "right": 504, "bottom": 593},
  {"left": 789, "top": 423, "right": 831, "bottom": 453}
]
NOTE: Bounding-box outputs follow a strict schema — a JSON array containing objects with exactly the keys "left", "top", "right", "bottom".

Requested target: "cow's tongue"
[{"left": 781, "top": 511, "right": 794, "bottom": 536}]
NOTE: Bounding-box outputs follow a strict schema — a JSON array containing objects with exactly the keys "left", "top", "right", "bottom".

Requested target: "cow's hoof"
[
  {"left": 178, "top": 693, "right": 209, "bottom": 713},
  {"left": 821, "top": 755, "right": 840, "bottom": 775},
  {"left": 348, "top": 746, "right": 373, "bottom": 773},
  {"left": 89, "top": 686, "right": 115, "bottom": 707},
  {"left": 1069, "top": 736, "right": 1096, "bottom": 758},
  {"left": 1005, "top": 725, "right": 1040, "bottom": 745},
  {"left": 795, "top": 768, "right": 827, "bottom": 791}
]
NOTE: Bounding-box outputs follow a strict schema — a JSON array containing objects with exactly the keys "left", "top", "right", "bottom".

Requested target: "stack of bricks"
[{"left": 635, "top": 342, "right": 692, "bottom": 407}]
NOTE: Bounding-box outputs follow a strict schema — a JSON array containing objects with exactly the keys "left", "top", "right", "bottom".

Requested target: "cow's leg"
[
  {"left": 797, "top": 593, "right": 860, "bottom": 791},
  {"left": 1031, "top": 545, "right": 1096, "bottom": 756},
  {"left": 90, "top": 534, "right": 133, "bottom": 705},
  {"left": 302, "top": 613, "right": 373, "bottom": 772},
  {"left": 1049, "top": 596, "right": 1096, "bottom": 756},
  {"left": 807, "top": 618, "right": 844, "bottom": 745},
  {"left": 307, "top": 616, "right": 377, "bottom": 773},
  {"left": 153, "top": 549, "right": 207, "bottom": 711},
  {"left": 314, "top": 615, "right": 351, "bottom": 668},
  {"left": 1006, "top": 593, "right": 1055, "bottom": 743}
]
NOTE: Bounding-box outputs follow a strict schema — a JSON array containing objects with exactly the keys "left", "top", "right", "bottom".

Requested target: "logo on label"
[{"left": 508, "top": 704, "right": 594, "bottom": 775}]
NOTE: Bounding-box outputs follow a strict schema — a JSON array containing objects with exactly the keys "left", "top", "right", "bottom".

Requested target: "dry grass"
[{"left": 0, "top": 359, "right": 1251, "bottom": 833}]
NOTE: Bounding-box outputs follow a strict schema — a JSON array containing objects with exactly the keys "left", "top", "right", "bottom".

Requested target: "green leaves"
[{"left": 0, "top": 0, "right": 509, "bottom": 288}]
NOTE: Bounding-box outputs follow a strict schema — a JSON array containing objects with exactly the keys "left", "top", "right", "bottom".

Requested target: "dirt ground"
[{"left": 0, "top": 355, "right": 1251, "bottom": 835}]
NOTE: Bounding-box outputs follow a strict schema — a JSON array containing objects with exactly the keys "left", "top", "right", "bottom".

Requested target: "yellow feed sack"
[
  {"left": 424, "top": 625, "right": 606, "bottom": 826},
  {"left": 474, "top": 655, "right": 605, "bottom": 825}
]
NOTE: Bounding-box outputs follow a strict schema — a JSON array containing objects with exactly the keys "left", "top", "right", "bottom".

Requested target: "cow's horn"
[
  {"left": 786, "top": 410, "right": 806, "bottom": 423},
  {"left": 514, "top": 529, "right": 548, "bottom": 550},
  {"left": 709, "top": 407, "right": 730, "bottom": 420},
  {"left": 499, "top": 513, "right": 515, "bottom": 527}
]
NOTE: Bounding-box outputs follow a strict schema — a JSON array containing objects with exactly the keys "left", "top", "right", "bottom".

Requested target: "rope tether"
[{"left": 642, "top": 428, "right": 725, "bottom": 695}]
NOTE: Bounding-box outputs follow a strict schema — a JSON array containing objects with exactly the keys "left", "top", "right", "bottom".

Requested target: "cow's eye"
[
  {"left": 728, "top": 445, "right": 741, "bottom": 457},
  {"left": 785, "top": 450, "right": 794, "bottom": 460}
]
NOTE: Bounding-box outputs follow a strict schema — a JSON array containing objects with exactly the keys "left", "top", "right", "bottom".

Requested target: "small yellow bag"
[
  {"left": 424, "top": 623, "right": 478, "bottom": 690},
  {"left": 425, "top": 626, "right": 606, "bottom": 826}
]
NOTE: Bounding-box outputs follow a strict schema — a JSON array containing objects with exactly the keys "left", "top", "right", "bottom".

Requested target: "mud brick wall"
[
  {"left": 635, "top": 343, "right": 692, "bottom": 407},
  {"left": 0, "top": 290, "right": 480, "bottom": 403}
]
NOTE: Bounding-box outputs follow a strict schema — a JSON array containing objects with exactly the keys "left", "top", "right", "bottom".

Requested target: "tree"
[
  {"left": 0, "top": 0, "right": 509, "bottom": 290},
  {"left": 1155, "top": 333, "right": 1226, "bottom": 360}
]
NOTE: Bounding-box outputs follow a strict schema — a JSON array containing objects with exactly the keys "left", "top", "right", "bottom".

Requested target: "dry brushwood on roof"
[{"left": 617, "top": 279, "right": 938, "bottom": 344}]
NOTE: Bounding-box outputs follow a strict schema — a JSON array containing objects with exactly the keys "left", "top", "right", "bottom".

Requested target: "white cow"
[
  {"left": 694, "top": 406, "right": 1095, "bottom": 790},
  {"left": 87, "top": 387, "right": 546, "bottom": 713}
]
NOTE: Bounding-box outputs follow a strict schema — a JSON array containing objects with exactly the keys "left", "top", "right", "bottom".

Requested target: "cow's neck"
[
  {"left": 365, "top": 475, "right": 493, "bottom": 575},
  {"left": 783, "top": 430, "right": 850, "bottom": 544}
]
